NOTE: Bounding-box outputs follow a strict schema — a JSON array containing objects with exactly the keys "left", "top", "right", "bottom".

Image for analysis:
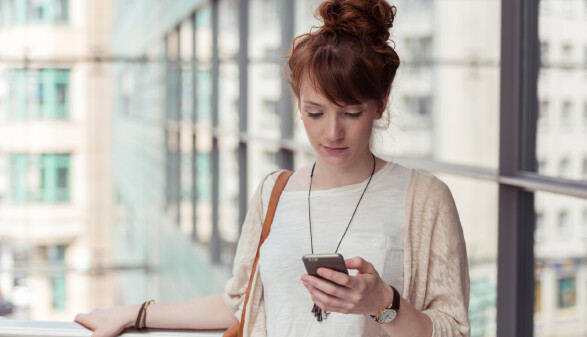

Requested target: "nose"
[{"left": 325, "top": 114, "right": 344, "bottom": 142}]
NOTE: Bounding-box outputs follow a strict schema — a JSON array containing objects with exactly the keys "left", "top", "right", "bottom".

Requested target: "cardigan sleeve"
[
  {"left": 405, "top": 171, "right": 470, "bottom": 337},
  {"left": 223, "top": 176, "right": 267, "bottom": 319}
]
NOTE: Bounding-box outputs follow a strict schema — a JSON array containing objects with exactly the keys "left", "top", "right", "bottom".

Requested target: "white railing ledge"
[{"left": 0, "top": 320, "right": 223, "bottom": 337}]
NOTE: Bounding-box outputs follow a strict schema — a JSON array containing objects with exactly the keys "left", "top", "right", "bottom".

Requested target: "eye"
[
  {"left": 345, "top": 111, "right": 363, "bottom": 119},
  {"left": 306, "top": 111, "right": 322, "bottom": 119}
]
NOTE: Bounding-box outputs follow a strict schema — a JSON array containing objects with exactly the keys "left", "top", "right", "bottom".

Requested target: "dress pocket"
[{"left": 338, "top": 232, "right": 390, "bottom": 276}]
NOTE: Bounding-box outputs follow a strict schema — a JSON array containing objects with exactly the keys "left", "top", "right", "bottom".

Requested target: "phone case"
[{"left": 302, "top": 253, "right": 349, "bottom": 277}]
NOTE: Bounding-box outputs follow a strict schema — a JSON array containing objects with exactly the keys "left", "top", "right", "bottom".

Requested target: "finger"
[
  {"left": 345, "top": 256, "right": 376, "bottom": 274},
  {"left": 316, "top": 267, "right": 353, "bottom": 287},
  {"left": 74, "top": 314, "right": 91, "bottom": 329},
  {"left": 306, "top": 283, "right": 354, "bottom": 314},
  {"left": 303, "top": 274, "right": 352, "bottom": 301}
]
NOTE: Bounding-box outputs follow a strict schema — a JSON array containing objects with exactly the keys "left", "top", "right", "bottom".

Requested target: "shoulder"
[{"left": 407, "top": 170, "right": 455, "bottom": 206}]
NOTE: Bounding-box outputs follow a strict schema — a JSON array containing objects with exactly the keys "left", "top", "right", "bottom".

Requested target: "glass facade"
[
  {"left": 0, "top": 0, "right": 68, "bottom": 25},
  {"left": 534, "top": 191, "right": 587, "bottom": 336},
  {"left": 4, "top": 153, "right": 71, "bottom": 204},
  {"left": 2, "top": 69, "right": 70, "bottom": 120}
]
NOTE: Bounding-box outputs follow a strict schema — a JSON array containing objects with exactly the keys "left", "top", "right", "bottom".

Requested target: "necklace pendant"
[{"left": 312, "top": 303, "right": 324, "bottom": 322}]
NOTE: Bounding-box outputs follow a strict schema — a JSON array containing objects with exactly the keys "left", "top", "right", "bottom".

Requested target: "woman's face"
[{"left": 299, "top": 78, "right": 381, "bottom": 169}]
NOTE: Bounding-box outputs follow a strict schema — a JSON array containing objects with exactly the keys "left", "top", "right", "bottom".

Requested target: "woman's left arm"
[{"left": 301, "top": 256, "right": 432, "bottom": 337}]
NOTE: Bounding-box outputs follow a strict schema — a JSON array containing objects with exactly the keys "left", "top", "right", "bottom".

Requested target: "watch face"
[{"left": 377, "top": 309, "right": 397, "bottom": 323}]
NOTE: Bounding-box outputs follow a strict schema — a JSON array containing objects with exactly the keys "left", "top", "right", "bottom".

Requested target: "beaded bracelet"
[{"left": 135, "top": 299, "right": 155, "bottom": 329}]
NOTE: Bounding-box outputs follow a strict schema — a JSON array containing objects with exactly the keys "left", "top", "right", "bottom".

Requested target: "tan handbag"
[{"left": 223, "top": 171, "right": 293, "bottom": 337}]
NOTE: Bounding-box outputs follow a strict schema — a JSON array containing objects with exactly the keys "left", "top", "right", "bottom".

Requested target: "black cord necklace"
[{"left": 307, "top": 153, "right": 376, "bottom": 322}]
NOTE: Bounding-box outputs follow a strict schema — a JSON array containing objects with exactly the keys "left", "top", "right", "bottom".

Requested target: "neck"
[{"left": 311, "top": 152, "right": 378, "bottom": 190}]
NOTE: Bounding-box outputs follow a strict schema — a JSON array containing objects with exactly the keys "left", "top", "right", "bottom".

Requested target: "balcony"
[{"left": 0, "top": 320, "right": 223, "bottom": 337}]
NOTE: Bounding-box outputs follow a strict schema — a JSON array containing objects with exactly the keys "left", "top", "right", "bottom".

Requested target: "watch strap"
[{"left": 371, "top": 285, "right": 400, "bottom": 322}]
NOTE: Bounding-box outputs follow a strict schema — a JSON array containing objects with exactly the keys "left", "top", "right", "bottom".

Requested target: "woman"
[{"left": 75, "top": 0, "right": 470, "bottom": 336}]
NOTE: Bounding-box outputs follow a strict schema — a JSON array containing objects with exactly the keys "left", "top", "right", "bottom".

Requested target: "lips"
[{"left": 322, "top": 145, "right": 348, "bottom": 155}]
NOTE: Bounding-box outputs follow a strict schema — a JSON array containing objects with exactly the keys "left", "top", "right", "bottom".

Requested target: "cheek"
[
  {"left": 354, "top": 122, "right": 375, "bottom": 141},
  {"left": 301, "top": 119, "right": 318, "bottom": 138}
]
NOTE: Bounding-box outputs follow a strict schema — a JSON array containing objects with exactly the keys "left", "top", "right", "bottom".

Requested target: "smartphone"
[{"left": 302, "top": 253, "right": 349, "bottom": 281}]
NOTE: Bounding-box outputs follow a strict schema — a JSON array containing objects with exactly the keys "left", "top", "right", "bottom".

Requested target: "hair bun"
[{"left": 317, "top": 0, "right": 396, "bottom": 48}]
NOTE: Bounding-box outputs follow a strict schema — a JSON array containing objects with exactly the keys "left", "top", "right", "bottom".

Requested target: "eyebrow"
[
  {"left": 301, "top": 100, "right": 324, "bottom": 107},
  {"left": 301, "top": 100, "right": 364, "bottom": 109}
]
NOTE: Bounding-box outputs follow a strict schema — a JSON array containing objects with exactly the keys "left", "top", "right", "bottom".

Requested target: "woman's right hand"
[{"left": 74, "top": 305, "right": 139, "bottom": 337}]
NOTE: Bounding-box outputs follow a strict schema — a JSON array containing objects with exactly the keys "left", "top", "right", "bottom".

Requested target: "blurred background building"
[
  {"left": 0, "top": 0, "right": 585, "bottom": 337},
  {"left": 0, "top": 0, "right": 115, "bottom": 322}
]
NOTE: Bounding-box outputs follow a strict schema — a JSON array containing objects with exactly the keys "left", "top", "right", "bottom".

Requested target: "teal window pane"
[
  {"left": 26, "top": 0, "right": 44, "bottom": 22},
  {"left": 14, "top": 70, "right": 27, "bottom": 119},
  {"left": 196, "top": 153, "right": 211, "bottom": 202},
  {"left": 53, "top": 0, "right": 67, "bottom": 23},
  {"left": 53, "top": 69, "right": 70, "bottom": 119},
  {"left": 196, "top": 70, "right": 212, "bottom": 121},
  {"left": 557, "top": 277, "right": 576, "bottom": 309},
  {"left": 3, "top": 70, "right": 14, "bottom": 119},
  {"left": 27, "top": 69, "right": 43, "bottom": 118},
  {"left": 55, "top": 154, "right": 70, "bottom": 201},
  {"left": 51, "top": 274, "right": 66, "bottom": 310},
  {"left": 8, "top": 154, "right": 28, "bottom": 203},
  {"left": 27, "top": 154, "right": 43, "bottom": 202},
  {"left": 14, "top": 0, "right": 26, "bottom": 24},
  {"left": 41, "top": 69, "right": 55, "bottom": 119},
  {"left": 49, "top": 245, "right": 66, "bottom": 310},
  {"left": 1, "top": 0, "right": 68, "bottom": 25},
  {"left": 1, "top": 0, "right": 13, "bottom": 25},
  {"left": 6, "top": 68, "right": 70, "bottom": 120},
  {"left": 41, "top": 153, "right": 70, "bottom": 203}
]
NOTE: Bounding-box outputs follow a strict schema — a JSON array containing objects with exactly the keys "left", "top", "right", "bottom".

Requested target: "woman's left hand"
[{"left": 301, "top": 256, "right": 394, "bottom": 316}]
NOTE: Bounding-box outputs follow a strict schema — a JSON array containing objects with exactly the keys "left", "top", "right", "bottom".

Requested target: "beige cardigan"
[{"left": 224, "top": 170, "right": 470, "bottom": 337}]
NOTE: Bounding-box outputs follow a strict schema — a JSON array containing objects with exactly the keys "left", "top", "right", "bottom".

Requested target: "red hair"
[{"left": 286, "top": 0, "right": 400, "bottom": 117}]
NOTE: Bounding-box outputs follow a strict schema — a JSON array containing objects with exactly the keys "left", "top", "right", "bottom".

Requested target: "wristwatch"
[{"left": 371, "top": 285, "right": 400, "bottom": 324}]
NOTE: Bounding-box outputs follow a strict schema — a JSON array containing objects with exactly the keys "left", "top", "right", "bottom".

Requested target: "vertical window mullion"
[{"left": 497, "top": 0, "right": 540, "bottom": 335}]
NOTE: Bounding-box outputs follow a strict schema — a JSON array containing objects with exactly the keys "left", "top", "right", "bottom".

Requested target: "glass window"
[
  {"left": 5, "top": 153, "right": 68, "bottom": 203},
  {"left": 4, "top": 68, "right": 70, "bottom": 120},
  {"left": 381, "top": 0, "right": 500, "bottom": 168},
  {"left": 27, "top": 0, "right": 44, "bottom": 22},
  {"left": 538, "top": 100, "right": 549, "bottom": 129},
  {"left": 535, "top": 279, "right": 542, "bottom": 313},
  {"left": 218, "top": 0, "right": 241, "bottom": 250},
  {"left": 26, "top": 70, "right": 43, "bottom": 118},
  {"left": 47, "top": 245, "right": 67, "bottom": 310},
  {"left": 404, "top": 96, "right": 432, "bottom": 129},
  {"left": 537, "top": 0, "right": 586, "bottom": 183},
  {"left": 557, "top": 210, "right": 570, "bottom": 238},
  {"left": 561, "top": 44, "right": 573, "bottom": 70},
  {"left": 558, "top": 277, "right": 576, "bottom": 309},
  {"left": 54, "top": 69, "right": 70, "bottom": 118},
  {"left": 53, "top": 0, "right": 67, "bottom": 23},
  {"left": 41, "top": 153, "right": 71, "bottom": 203},
  {"left": 558, "top": 158, "right": 571, "bottom": 178},
  {"left": 560, "top": 101, "right": 572, "bottom": 130},
  {"left": 435, "top": 174, "right": 497, "bottom": 337},
  {"left": 535, "top": 213, "right": 545, "bottom": 242},
  {"left": 535, "top": 191, "right": 586, "bottom": 334},
  {"left": 540, "top": 42, "right": 550, "bottom": 67}
]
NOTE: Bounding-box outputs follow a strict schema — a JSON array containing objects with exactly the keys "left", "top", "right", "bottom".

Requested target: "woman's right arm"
[
  {"left": 74, "top": 294, "right": 237, "bottom": 337},
  {"left": 76, "top": 175, "right": 271, "bottom": 337}
]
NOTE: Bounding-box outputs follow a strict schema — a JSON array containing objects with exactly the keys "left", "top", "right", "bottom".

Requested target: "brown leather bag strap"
[{"left": 238, "top": 170, "right": 293, "bottom": 337}]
